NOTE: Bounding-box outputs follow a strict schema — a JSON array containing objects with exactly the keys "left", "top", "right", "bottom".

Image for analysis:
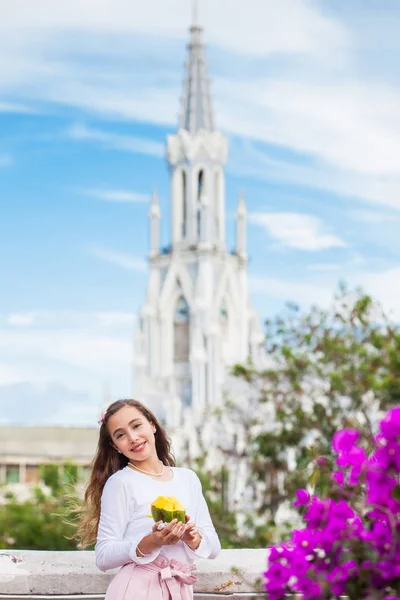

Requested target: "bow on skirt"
[{"left": 105, "top": 555, "right": 198, "bottom": 600}]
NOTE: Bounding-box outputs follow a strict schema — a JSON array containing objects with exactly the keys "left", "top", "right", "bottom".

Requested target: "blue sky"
[{"left": 1, "top": 0, "right": 400, "bottom": 426}]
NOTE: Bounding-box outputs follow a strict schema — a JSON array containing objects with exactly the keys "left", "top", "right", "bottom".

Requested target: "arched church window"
[
  {"left": 175, "top": 296, "right": 189, "bottom": 323},
  {"left": 197, "top": 169, "right": 205, "bottom": 238},
  {"left": 182, "top": 171, "right": 187, "bottom": 237},
  {"left": 197, "top": 169, "right": 204, "bottom": 202},
  {"left": 174, "top": 296, "right": 190, "bottom": 362}
]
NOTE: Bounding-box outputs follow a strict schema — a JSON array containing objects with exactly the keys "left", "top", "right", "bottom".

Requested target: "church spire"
[
  {"left": 149, "top": 187, "right": 161, "bottom": 257},
  {"left": 179, "top": 1, "right": 214, "bottom": 134},
  {"left": 192, "top": 0, "right": 199, "bottom": 27}
]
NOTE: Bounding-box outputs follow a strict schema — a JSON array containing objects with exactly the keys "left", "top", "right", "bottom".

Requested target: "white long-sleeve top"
[{"left": 95, "top": 466, "right": 221, "bottom": 572}]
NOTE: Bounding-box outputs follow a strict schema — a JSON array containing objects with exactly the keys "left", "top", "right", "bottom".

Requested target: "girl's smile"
[
  {"left": 132, "top": 441, "right": 146, "bottom": 453},
  {"left": 108, "top": 405, "right": 158, "bottom": 469}
]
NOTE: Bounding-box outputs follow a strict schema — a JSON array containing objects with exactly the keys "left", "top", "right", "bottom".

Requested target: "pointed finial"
[
  {"left": 236, "top": 189, "right": 247, "bottom": 217},
  {"left": 149, "top": 187, "right": 161, "bottom": 218},
  {"left": 192, "top": 0, "right": 199, "bottom": 28},
  {"left": 151, "top": 186, "right": 159, "bottom": 205}
]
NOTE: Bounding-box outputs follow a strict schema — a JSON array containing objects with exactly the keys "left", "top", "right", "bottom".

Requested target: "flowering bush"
[{"left": 263, "top": 407, "right": 400, "bottom": 600}]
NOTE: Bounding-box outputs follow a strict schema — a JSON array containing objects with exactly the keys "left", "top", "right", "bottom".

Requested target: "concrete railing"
[{"left": 0, "top": 550, "right": 266, "bottom": 599}]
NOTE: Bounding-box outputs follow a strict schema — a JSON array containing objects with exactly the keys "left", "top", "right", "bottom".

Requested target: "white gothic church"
[{"left": 134, "top": 9, "right": 265, "bottom": 460}]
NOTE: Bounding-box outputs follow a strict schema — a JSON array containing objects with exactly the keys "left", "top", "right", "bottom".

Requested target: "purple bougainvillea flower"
[
  {"left": 263, "top": 559, "right": 290, "bottom": 600},
  {"left": 304, "top": 497, "right": 330, "bottom": 528},
  {"left": 297, "top": 577, "right": 322, "bottom": 599},
  {"left": 292, "top": 528, "right": 319, "bottom": 552},
  {"left": 285, "top": 547, "right": 312, "bottom": 580},
  {"left": 268, "top": 546, "right": 284, "bottom": 563},
  {"left": 374, "top": 441, "right": 400, "bottom": 471},
  {"left": 373, "top": 560, "right": 396, "bottom": 586},
  {"left": 264, "top": 560, "right": 290, "bottom": 584},
  {"left": 327, "top": 561, "right": 358, "bottom": 597},
  {"left": 370, "top": 521, "right": 393, "bottom": 554},
  {"left": 332, "top": 429, "right": 359, "bottom": 453},
  {"left": 336, "top": 445, "right": 367, "bottom": 468},
  {"left": 348, "top": 463, "right": 364, "bottom": 486},
  {"left": 380, "top": 407, "right": 400, "bottom": 440},
  {"left": 332, "top": 470, "right": 345, "bottom": 486},
  {"left": 329, "top": 498, "right": 355, "bottom": 520},
  {"left": 264, "top": 591, "right": 283, "bottom": 600},
  {"left": 366, "top": 469, "right": 397, "bottom": 505},
  {"left": 320, "top": 517, "right": 349, "bottom": 552},
  {"left": 365, "top": 507, "right": 391, "bottom": 526},
  {"left": 265, "top": 407, "right": 400, "bottom": 600},
  {"left": 294, "top": 488, "right": 311, "bottom": 507}
]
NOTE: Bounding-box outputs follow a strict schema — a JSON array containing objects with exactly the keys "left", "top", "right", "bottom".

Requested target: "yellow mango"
[{"left": 150, "top": 495, "right": 186, "bottom": 523}]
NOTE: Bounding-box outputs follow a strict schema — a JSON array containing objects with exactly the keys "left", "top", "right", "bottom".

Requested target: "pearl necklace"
[{"left": 128, "top": 460, "right": 165, "bottom": 477}]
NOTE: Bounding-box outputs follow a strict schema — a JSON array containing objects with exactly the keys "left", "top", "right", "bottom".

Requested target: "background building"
[{"left": 0, "top": 426, "right": 97, "bottom": 499}]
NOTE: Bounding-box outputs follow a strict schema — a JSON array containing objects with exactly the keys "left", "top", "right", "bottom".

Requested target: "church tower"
[{"left": 134, "top": 5, "right": 264, "bottom": 433}]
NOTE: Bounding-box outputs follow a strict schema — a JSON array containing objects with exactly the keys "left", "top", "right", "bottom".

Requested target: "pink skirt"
[{"left": 104, "top": 556, "right": 198, "bottom": 600}]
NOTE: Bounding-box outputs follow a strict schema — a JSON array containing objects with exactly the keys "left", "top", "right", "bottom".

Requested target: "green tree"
[
  {"left": 235, "top": 286, "right": 400, "bottom": 531},
  {"left": 0, "top": 463, "right": 81, "bottom": 550},
  {"left": 196, "top": 286, "right": 400, "bottom": 547}
]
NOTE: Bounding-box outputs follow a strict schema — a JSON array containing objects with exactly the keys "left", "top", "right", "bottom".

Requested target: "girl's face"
[{"left": 107, "top": 405, "right": 157, "bottom": 463}]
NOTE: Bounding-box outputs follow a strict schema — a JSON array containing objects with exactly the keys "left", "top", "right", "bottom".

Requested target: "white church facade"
[{"left": 134, "top": 10, "right": 264, "bottom": 455}]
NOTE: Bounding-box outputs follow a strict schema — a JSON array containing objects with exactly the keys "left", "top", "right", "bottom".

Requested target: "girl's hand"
[
  {"left": 150, "top": 519, "right": 186, "bottom": 547},
  {"left": 181, "top": 514, "right": 202, "bottom": 550}
]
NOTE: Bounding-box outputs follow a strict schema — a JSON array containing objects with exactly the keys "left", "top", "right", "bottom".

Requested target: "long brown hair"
[{"left": 74, "top": 399, "right": 175, "bottom": 547}]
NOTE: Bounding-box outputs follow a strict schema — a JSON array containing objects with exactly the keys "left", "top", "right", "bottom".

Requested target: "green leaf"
[
  {"left": 392, "top": 485, "right": 400, "bottom": 502},
  {"left": 308, "top": 469, "right": 320, "bottom": 489}
]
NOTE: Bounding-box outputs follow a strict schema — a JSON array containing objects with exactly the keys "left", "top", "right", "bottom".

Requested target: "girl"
[{"left": 76, "top": 398, "right": 221, "bottom": 599}]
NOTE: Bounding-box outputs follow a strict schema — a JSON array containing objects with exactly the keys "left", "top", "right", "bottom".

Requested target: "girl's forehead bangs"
[{"left": 103, "top": 401, "right": 157, "bottom": 431}]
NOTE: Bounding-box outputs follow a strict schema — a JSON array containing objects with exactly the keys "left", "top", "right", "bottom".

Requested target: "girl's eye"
[
  {"left": 133, "top": 423, "right": 141, "bottom": 429},
  {"left": 117, "top": 433, "right": 125, "bottom": 439}
]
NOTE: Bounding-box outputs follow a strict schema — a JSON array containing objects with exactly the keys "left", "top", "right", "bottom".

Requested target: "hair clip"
[{"left": 98, "top": 411, "right": 106, "bottom": 425}]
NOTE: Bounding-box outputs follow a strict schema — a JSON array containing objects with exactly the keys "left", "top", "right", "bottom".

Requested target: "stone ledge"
[{"left": 0, "top": 550, "right": 266, "bottom": 597}]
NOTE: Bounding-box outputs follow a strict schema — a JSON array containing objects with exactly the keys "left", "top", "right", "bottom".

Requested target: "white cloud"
[
  {"left": 0, "top": 0, "right": 348, "bottom": 60},
  {"left": 227, "top": 135, "right": 400, "bottom": 211},
  {"left": 347, "top": 209, "right": 400, "bottom": 224},
  {"left": 250, "top": 265, "right": 400, "bottom": 320},
  {"left": 249, "top": 212, "right": 347, "bottom": 251},
  {"left": 95, "top": 312, "right": 136, "bottom": 328},
  {"left": 0, "top": 329, "right": 132, "bottom": 371},
  {"left": 0, "top": 364, "right": 26, "bottom": 386},
  {"left": 7, "top": 313, "right": 36, "bottom": 327},
  {"left": 306, "top": 263, "right": 341, "bottom": 272},
  {"left": 0, "top": 312, "right": 136, "bottom": 425},
  {"left": 249, "top": 274, "right": 333, "bottom": 307},
  {"left": 306, "top": 254, "right": 365, "bottom": 272},
  {"left": 0, "top": 0, "right": 398, "bottom": 212},
  {"left": 4, "top": 310, "right": 137, "bottom": 330},
  {"left": 0, "top": 101, "right": 35, "bottom": 113},
  {"left": 89, "top": 244, "right": 147, "bottom": 271},
  {"left": 67, "top": 124, "right": 164, "bottom": 157},
  {"left": 0, "top": 382, "right": 98, "bottom": 426},
  {"left": 225, "top": 80, "right": 400, "bottom": 177},
  {"left": 83, "top": 188, "right": 149, "bottom": 203}
]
